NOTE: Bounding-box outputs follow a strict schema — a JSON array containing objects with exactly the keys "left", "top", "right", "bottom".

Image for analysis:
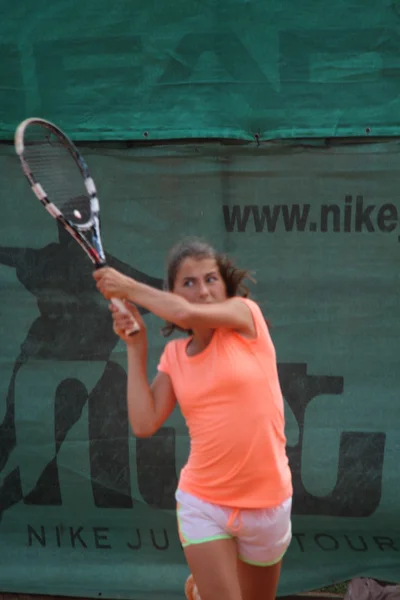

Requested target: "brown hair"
[{"left": 161, "top": 237, "right": 255, "bottom": 337}]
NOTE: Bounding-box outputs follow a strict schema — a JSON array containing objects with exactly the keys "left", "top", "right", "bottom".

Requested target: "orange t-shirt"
[{"left": 157, "top": 297, "right": 292, "bottom": 508}]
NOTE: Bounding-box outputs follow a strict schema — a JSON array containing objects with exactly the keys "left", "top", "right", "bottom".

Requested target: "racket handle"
[{"left": 111, "top": 298, "right": 140, "bottom": 336}]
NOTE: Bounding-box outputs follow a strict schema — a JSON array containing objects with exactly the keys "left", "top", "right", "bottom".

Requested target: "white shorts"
[{"left": 176, "top": 489, "right": 292, "bottom": 567}]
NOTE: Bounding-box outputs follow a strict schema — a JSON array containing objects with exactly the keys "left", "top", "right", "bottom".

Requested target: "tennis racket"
[{"left": 14, "top": 117, "right": 139, "bottom": 335}]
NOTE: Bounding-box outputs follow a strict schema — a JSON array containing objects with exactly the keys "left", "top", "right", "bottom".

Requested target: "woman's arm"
[
  {"left": 127, "top": 348, "right": 176, "bottom": 437},
  {"left": 94, "top": 268, "right": 255, "bottom": 336},
  {"left": 110, "top": 301, "right": 177, "bottom": 437}
]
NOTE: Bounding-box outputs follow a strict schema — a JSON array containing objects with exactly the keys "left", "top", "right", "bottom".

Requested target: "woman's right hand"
[{"left": 110, "top": 301, "right": 147, "bottom": 348}]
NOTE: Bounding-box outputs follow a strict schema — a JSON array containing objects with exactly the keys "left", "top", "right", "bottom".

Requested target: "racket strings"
[
  {"left": 62, "top": 195, "right": 92, "bottom": 225},
  {"left": 23, "top": 128, "right": 92, "bottom": 226}
]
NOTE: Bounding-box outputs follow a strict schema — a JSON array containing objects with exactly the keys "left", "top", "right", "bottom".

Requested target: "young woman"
[{"left": 93, "top": 238, "right": 293, "bottom": 600}]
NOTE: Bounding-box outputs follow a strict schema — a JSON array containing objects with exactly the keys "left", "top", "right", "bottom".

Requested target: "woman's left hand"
[{"left": 93, "top": 267, "right": 134, "bottom": 300}]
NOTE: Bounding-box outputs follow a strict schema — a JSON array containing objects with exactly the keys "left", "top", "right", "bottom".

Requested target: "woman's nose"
[{"left": 198, "top": 282, "right": 209, "bottom": 298}]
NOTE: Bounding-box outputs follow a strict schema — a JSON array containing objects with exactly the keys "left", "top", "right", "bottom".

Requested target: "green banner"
[
  {"left": 0, "top": 140, "right": 399, "bottom": 598},
  {"left": 2, "top": 0, "right": 400, "bottom": 141}
]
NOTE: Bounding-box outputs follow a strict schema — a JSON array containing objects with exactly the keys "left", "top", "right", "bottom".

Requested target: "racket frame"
[{"left": 14, "top": 117, "right": 139, "bottom": 334}]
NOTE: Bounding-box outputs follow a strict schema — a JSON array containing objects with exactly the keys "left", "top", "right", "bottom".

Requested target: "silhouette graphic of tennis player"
[{"left": 0, "top": 223, "right": 163, "bottom": 521}]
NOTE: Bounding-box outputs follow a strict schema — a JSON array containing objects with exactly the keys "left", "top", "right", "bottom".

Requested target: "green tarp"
[
  {"left": 0, "top": 140, "right": 399, "bottom": 598},
  {"left": 1, "top": 0, "right": 400, "bottom": 140}
]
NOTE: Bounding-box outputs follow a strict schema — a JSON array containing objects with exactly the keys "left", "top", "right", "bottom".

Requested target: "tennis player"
[{"left": 93, "top": 238, "right": 293, "bottom": 600}]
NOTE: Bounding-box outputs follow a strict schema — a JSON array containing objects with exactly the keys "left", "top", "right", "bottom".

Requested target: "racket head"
[
  {"left": 15, "top": 118, "right": 140, "bottom": 336},
  {"left": 14, "top": 117, "right": 106, "bottom": 266}
]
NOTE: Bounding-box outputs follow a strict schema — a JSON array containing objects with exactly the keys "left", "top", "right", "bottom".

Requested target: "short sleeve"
[
  {"left": 236, "top": 297, "right": 269, "bottom": 340},
  {"left": 157, "top": 342, "right": 171, "bottom": 375}
]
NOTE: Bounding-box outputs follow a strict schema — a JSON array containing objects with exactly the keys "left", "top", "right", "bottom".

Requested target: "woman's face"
[{"left": 172, "top": 257, "right": 227, "bottom": 304}]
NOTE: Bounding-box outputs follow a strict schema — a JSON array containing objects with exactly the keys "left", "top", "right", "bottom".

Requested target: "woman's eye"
[
  {"left": 183, "top": 280, "right": 193, "bottom": 287},
  {"left": 207, "top": 276, "right": 217, "bottom": 283}
]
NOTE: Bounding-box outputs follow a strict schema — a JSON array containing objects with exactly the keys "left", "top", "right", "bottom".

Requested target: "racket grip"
[{"left": 111, "top": 298, "right": 140, "bottom": 336}]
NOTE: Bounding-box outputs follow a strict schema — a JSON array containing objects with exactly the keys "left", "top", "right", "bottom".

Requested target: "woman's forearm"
[
  {"left": 126, "top": 346, "right": 158, "bottom": 437},
  {"left": 126, "top": 280, "right": 190, "bottom": 327}
]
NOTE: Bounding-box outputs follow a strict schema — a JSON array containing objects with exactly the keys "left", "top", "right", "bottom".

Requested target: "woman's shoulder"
[
  {"left": 232, "top": 296, "right": 272, "bottom": 342},
  {"left": 158, "top": 336, "right": 189, "bottom": 374},
  {"left": 235, "top": 296, "right": 267, "bottom": 322}
]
